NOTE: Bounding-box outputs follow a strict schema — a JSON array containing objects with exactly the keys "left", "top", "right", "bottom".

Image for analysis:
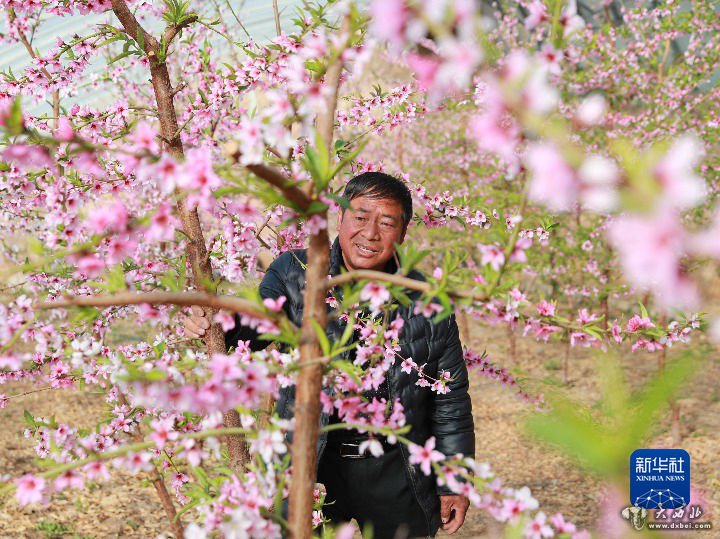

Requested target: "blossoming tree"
[{"left": 0, "top": 0, "right": 717, "bottom": 537}]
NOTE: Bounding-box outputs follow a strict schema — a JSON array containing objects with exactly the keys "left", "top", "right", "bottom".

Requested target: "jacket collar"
[{"left": 329, "top": 236, "right": 399, "bottom": 277}]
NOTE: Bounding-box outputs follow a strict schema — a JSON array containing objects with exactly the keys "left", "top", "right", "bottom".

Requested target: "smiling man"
[{"left": 183, "top": 172, "right": 475, "bottom": 538}]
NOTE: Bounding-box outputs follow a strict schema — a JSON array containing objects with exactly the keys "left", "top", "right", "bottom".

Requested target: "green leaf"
[
  {"left": 310, "top": 319, "right": 331, "bottom": 356},
  {"left": 5, "top": 98, "right": 25, "bottom": 136},
  {"left": 23, "top": 409, "right": 36, "bottom": 428},
  {"left": 332, "top": 359, "right": 362, "bottom": 386}
]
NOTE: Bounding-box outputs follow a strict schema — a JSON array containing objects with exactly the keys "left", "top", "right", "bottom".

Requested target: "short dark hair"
[{"left": 341, "top": 172, "right": 413, "bottom": 228}]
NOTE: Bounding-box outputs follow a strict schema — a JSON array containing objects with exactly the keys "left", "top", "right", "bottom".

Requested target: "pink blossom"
[
  {"left": 510, "top": 237, "right": 532, "bottom": 263},
  {"left": 654, "top": 135, "right": 705, "bottom": 210},
  {"left": 2, "top": 144, "right": 53, "bottom": 170},
  {"left": 550, "top": 513, "right": 576, "bottom": 534},
  {"left": 0, "top": 354, "right": 21, "bottom": 370},
  {"left": 312, "top": 510, "right": 323, "bottom": 526},
  {"left": 406, "top": 53, "right": 441, "bottom": 92},
  {"left": 576, "top": 308, "right": 597, "bottom": 324},
  {"left": 560, "top": 1, "right": 585, "bottom": 36},
  {"left": 360, "top": 282, "right": 391, "bottom": 311},
  {"left": 176, "top": 147, "right": 222, "bottom": 193},
  {"left": 86, "top": 201, "right": 129, "bottom": 234},
  {"left": 526, "top": 143, "right": 578, "bottom": 212},
  {"left": 408, "top": 436, "right": 444, "bottom": 475},
  {"left": 525, "top": 0, "right": 549, "bottom": 29},
  {"left": 131, "top": 122, "right": 159, "bottom": 153},
  {"left": 83, "top": 461, "right": 110, "bottom": 482},
  {"left": 576, "top": 94, "right": 607, "bottom": 126},
  {"left": 369, "top": 0, "right": 408, "bottom": 49},
  {"left": 214, "top": 311, "right": 236, "bottom": 332},
  {"left": 69, "top": 151, "right": 105, "bottom": 177},
  {"left": 15, "top": 474, "right": 46, "bottom": 506},
  {"left": 209, "top": 353, "right": 244, "bottom": 381},
  {"left": 632, "top": 339, "right": 663, "bottom": 352},
  {"left": 146, "top": 201, "right": 177, "bottom": 242},
  {"left": 150, "top": 417, "right": 178, "bottom": 449},
  {"left": 469, "top": 80, "right": 519, "bottom": 165},
  {"left": 305, "top": 215, "right": 327, "bottom": 235},
  {"left": 359, "top": 438, "right": 384, "bottom": 457},
  {"left": 607, "top": 209, "right": 698, "bottom": 310},
  {"left": 479, "top": 244, "right": 505, "bottom": 271},
  {"left": 236, "top": 119, "right": 265, "bottom": 165},
  {"left": 688, "top": 210, "right": 720, "bottom": 259},
  {"left": 334, "top": 523, "right": 356, "bottom": 539},
  {"left": 0, "top": 97, "right": 13, "bottom": 127},
  {"left": 263, "top": 296, "right": 287, "bottom": 313},
  {"left": 53, "top": 470, "right": 84, "bottom": 492},
  {"left": 499, "top": 497, "right": 525, "bottom": 522},
  {"left": 120, "top": 451, "right": 154, "bottom": 474},
  {"left": 105, "top": 236, "right": 137, "bottom": 265},
  {"left": 570, "top": 332, "right": 597, "bottom": 348},
  {"left": 626, "top": 315, "right": 655, "bottom": 332},
  {"left": 611, "top": 321, "right": 623, "bottom": 343},
  {"left": 413, "top": 301, "right": 443, "bottom": 318},
  {"left": 55, "top": 116, "right": 74, "bottom": 141},
  {"left": 536, "top": 300, "right": 555, "bottom": 317},
  {"left": 152, "top": 154, "right": 180, "bottom": 193},
  {"left": 75, "top": 254, "right": 105, "bottom": 278},
  {"left": 524, "top": 511, "right": 554, "bottom": 539},
  {"left": 401, "top": 357, "right": 416, "bottom": 374},
  {"left": 579, "top": 155, "right": 619, "bottom": 212},
  {"left": 250, "top": 429, "right": 287, "bottom": 462}
]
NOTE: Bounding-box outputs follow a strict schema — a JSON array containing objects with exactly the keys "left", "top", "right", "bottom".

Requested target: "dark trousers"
[{"left": 318, "top": 444, "right": 434, "bottom": 539}]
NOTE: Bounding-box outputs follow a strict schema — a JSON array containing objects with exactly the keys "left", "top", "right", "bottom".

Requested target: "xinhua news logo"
[{"left": 621, "top": 448, "right": 712, "bottom": 532}]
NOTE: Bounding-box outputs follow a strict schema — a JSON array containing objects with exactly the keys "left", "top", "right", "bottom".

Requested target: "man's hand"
[
  {"left": 439, "top": 494, "right": 469, "bottom": 534},
  {"left": 183, "top": 306, "right": 210, "bottom": 338}
]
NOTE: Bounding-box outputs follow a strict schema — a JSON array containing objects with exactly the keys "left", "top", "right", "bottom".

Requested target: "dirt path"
[{"left": 0, "top": 326, "right": 717, "bottom": 538}]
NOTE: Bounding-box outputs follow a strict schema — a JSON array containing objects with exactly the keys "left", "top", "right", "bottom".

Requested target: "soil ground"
[{"left": 0, "top": 324, "right": 718, "bottom": 538}]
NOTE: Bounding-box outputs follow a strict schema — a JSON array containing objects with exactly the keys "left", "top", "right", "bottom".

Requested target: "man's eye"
[
  {"left": 381, "top": 222, "right": 394, "bottom": 228},
  {"left": 356, "top": 216, "right": 367, "bottom": 222}
]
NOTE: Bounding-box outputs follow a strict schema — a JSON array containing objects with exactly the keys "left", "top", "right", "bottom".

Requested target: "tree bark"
[
  {"left": 118, "top": 394, "right": 184, "bottom": 538},
  {"left": 287, "top": 230, "right": 330, "bottom": 538},
  {"left": 110, "top": 0, "right": 249, "bottom": 472},
  {"left": 287, "top": 18, "right": 349, "bottom": 536}
]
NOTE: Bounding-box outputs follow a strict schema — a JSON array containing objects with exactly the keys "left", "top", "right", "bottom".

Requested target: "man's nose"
[{"left": 362, "top": 219, "right": 381, "bottom": 240}]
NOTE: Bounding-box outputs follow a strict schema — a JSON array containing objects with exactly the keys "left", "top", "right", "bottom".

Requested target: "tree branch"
[
  {"left": 272, "top": 0, "right": 282, "bottom": 36},
  {"left": 163, "top": 15, "right": 199, "bottom": 46},
  {"left": 111, "top": 0, "right": 160, "bottom": 56},
  {"left": 111, "top": 0, "right": 251, "bottom": 471},
  {"left": 245, "top": 162, "right": 312, "bottom": 212},
  {"left": 325, "top": 270, "right": 488, "bottom": 302},
  {"left": 38, "top": 291, "right": 280, "bottom": 322}
]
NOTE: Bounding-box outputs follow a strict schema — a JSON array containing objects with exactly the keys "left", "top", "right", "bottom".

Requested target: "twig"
[
  {"left": 163, "top": 15, "right": 199, "bottom": 46},
  {"left": 272, "top": 0, "right": 282, "bottom": 36},
  {"left": 243, "top": 162, "right": 312, "bottom": 211},
  {"left": 111, "top": 0, "right": 250, "bottom": 471},
  {"left": 36, "top": 291, "right": 279, "bottom": 323},
  {"left": 325, "top": 270, "right": 488, "bottom": 302}
]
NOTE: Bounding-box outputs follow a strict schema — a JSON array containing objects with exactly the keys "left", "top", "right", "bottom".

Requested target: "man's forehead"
[{"left": 349, "top": 195, "right": 403, "bottom": 216}]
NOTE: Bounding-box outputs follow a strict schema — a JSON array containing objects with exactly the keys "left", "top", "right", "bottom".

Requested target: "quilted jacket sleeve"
[
  {"left": 431, "top": 313, "right": 475, "bottom": 488},
  {"left": 224, "top": 253, "right": 290, "bottom": 352}
]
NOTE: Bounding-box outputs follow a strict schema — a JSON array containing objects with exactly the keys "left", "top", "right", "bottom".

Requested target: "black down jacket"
[{"left": 225, "top": 238, "right": 475, "bottom": 532}]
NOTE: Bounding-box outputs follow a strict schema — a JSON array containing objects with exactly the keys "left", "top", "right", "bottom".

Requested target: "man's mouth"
[{"left": 354, "top": 243, "right": 378, "bottom": 256}]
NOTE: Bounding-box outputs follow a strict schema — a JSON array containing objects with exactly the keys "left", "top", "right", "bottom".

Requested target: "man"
[{"left": 184, "top": 172, "right": 475, "bottom": 537}]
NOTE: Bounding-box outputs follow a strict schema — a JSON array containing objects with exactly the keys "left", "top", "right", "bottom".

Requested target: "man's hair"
[{"left": 341, "top": 172, "right": 413, "bottom": 228}]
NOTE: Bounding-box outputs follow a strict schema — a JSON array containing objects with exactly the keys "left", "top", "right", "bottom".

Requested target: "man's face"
[{"left": 337, "top": 195, "right": 407, "bottom": 272}]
